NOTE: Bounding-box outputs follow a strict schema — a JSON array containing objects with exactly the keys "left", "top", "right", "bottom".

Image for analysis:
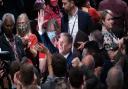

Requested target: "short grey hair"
[
  {"left": 60, "top": 32, "right": 73, "bottom": 44},
  {"left": 2, "top": 13, "right": 15, "bottom": 24}
]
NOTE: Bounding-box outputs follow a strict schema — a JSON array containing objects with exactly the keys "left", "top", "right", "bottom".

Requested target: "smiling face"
[{"left": 58, "top": 34, "right": 72, "bottom": 55}]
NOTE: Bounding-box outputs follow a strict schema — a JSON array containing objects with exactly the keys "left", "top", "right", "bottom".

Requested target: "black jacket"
[{"left": 0, "top": 34, "right": 26, "bottom": 62}]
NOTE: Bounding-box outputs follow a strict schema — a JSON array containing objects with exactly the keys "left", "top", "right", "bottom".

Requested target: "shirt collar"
[{"left": 63, "top": 52, "right": 70, "bottom": 59}]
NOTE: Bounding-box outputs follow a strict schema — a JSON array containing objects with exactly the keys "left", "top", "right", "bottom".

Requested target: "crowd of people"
[{"left": 0, "top": 0, "right": 128, "bottom": 89}]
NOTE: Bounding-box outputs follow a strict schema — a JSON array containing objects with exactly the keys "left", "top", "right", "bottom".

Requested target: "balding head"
[
  {"left": 82, "top": 54, "right": 95, "bottom": 70},
  {"left": 106, "top": 66, "right": 124, "bottom": 89}
]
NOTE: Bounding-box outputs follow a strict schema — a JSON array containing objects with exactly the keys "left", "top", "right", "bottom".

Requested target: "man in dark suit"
[
  {"left": 0, "top": 13, "right": 26, "bottom": 62},
  {"left": 61, "top": 0, "right": 93, "bottom": 58},
  {"left": 61, "top": 0, "right": 93, "bottom": 37},
  {"left": 58, "top": 33, "right": 74, "bottom": 68}
]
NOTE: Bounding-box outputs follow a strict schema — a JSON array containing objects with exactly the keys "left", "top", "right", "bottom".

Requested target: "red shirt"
[
  {"left": 44, "top": 5, "right": 61, "bottom": 27},
  {"left": 28, "top": 34, "right": 46, "bottom": 59},
  {"left": 88, "top": 7, "right": 100, "bottom": 23}
]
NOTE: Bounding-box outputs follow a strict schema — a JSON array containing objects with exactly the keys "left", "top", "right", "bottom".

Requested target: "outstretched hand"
[{"left": 38, "top": 9, "right": 48, "bottom": 30}]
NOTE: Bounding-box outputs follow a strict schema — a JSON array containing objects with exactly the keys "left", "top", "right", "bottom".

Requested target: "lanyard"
[
  {"left": 68, "top": 15, "right": 78, "bottom": 35},
  {"left": 4, "top": 34, "right": 19, "bottom": 60}
]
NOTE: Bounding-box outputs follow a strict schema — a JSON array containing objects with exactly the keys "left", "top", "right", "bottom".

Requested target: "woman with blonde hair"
[{"left": 16, "top": 13, "right": 47, "bottom": 74}]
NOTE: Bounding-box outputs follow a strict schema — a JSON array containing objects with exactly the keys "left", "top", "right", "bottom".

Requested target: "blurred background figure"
[{"left": 98, "top": 0, "right": 128, "bottom": 38}]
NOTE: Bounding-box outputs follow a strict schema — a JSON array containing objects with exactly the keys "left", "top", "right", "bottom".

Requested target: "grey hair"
[
  {"left": 60, "top": 32, "right": 73, "bottom": 44},
  {"left": 106, "top": 65, "right": 124, "bottom": 89},
  {"left": 82, "top": 54, "right": 95, "bottom": 70},
  {"left": 2, "top": 13, "right": 15, "bottom": 24}
]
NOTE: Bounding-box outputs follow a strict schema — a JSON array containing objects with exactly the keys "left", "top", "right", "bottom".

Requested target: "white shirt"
[
  {"left": 63, "top": 53, "right": 70, "bottom": 59},
  {"left": 68, "top": 8, "right": 78, "bottom": 43}
]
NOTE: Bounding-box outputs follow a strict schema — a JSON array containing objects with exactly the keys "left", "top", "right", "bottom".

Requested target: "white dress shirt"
[{"left": 68, "top": 8, "right": 78, "bottom": 42}]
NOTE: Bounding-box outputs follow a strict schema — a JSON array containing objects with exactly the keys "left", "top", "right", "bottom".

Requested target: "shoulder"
[
  {"left": 0, "top": 33, "right": 4, "bottom": 39},
  {"left": 41, "top": 75, "right": 55, "bottom": 89},
  {"left": 62, "top": 13, "right": 68, "bottom": 21},
  {"left": 14, "top": 36, "right": 23, "bottom": 45},
  {"left": 78, "top": 9, "right": 92, "bottom": 22},
  {"left": 30, "top": 34, "right": 38, "bottom": 39},
  {"left": 102, "top": 31, "right": 110, "bottom": 36},
  {"left": 78, "top": 9, "right": 90, "bottom": 17},
  {"left": 54, "top": 77, "right": 69, "bottom": 89},
  {"left": 15, "top": 35, "right": 22, "bottom": 40}
]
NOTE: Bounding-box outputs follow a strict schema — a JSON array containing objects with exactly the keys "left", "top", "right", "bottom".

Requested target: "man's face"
[
  {"left": 3, "top": 16, "right": 14, "bottom": 35},
  {"left": 62, "top": 0, "right": 72, "bottom": 13},
  {"left": 58, "top": 35, "right": 71, "bottom": 55}
]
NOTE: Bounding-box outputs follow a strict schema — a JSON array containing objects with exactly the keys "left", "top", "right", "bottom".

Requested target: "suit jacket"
[
  {"left": 66, "top": 52, "right": 73, "bottom": 68},
  {"left": 61, "top": 9, "right": 93, "bottom": 35},
  {"left": 0, "top": 34, "right": 26, "bottom": 62},
  {"left": 40, "top": 32, "right": 58, "bottom": 54}
]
